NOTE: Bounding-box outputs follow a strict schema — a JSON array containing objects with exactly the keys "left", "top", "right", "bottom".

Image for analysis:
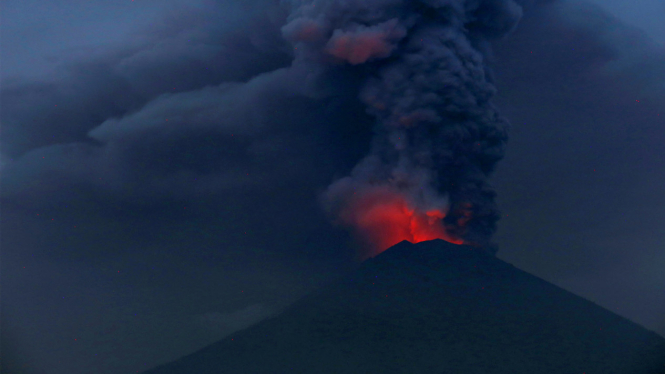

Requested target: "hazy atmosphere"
[{"left": 2, "top": 0, "right": 664, "bottom": 373}]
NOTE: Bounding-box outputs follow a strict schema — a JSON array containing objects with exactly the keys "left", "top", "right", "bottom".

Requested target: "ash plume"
[{"left": 282, "top": 0, "right": 522, "bottom": 256}]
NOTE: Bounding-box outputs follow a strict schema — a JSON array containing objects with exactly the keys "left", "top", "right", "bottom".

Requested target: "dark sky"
[{"left": 2, "top": 1, "right": 664, "bottom": 373}]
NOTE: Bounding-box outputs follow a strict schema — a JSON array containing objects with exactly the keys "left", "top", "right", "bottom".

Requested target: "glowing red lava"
[{"left": 338, "top": 187, "right": 463, "bottom": 259}]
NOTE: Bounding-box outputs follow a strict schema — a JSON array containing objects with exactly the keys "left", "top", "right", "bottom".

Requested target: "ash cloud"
[
  {"left": 282, "top": 0, "right": 522, "bottom": 253},
  {"left": 0, "top": 0, "right": 293, "bottom": 158},
  {"left": 2, "top": 0, "right": 522, "bottom": 255},
  {"left": 1, "top": 0, "right": 372, "bottom": 212}
]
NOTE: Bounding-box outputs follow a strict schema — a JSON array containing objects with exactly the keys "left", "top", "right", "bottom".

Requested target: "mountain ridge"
[{"left": 143, "top": 239, "right": 665, "bottom": 373}]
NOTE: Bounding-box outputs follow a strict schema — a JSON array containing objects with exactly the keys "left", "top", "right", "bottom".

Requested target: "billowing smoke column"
[{"left": 282, "top": 0, "right": 522, "bottom": 258}]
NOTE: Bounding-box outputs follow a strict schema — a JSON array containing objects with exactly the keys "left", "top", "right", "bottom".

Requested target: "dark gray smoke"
[
  {"left": 1, "top": 0, "right": 521, "bottom": 258},
  {"left": 282, "top": 0, "right": 523, "bottom": 254}
]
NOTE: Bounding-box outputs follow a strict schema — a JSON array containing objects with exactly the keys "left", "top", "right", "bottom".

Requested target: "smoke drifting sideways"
[{"left": 282, "top": 0, "right": 522, "bottom": 258}]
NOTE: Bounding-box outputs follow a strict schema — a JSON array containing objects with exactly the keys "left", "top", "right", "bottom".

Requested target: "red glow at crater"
[{"left": 338, "top": 187, "right": 463, "bottom": 259}]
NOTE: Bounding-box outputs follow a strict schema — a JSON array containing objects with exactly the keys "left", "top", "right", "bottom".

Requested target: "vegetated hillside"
[{"left": 144, "top": 239, "right": 665, "bottom": 374}]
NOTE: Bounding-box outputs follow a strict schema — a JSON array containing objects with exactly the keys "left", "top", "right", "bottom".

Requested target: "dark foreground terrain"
[{"left": 143, "top": 239, "right": 665, "bottom": 374}]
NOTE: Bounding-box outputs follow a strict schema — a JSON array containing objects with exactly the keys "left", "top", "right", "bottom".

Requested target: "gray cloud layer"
[
  {"left": 4, "top": 0, "right": 524, "bottom": 255},
  {"left": 2, "top": 0, "right": 368, "bottom": 210}
]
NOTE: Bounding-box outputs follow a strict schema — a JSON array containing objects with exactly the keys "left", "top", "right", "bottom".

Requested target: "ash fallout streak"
[{"left": 281, "top": 0, "right": 522, "bottom": 259}]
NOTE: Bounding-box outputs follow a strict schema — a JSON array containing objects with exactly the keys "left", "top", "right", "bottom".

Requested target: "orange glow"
[{"left": 338, "top": 187, "right": 463, "bottom": 259}]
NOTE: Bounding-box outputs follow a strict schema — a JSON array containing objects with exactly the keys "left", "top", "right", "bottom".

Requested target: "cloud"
[
  {"left": 552, "top": 0, "right": 665, "bottom": 97},
  {"left": 2, "top": 0, "right": 663, "bottom": 263},
  {"left": 0, "top": 0, "right": 371, "bottom": 211},
  {"left": 2, "top": 0, "right": 524, "bottom": 257},
  {"left": 0, "top": 0, "right": 292, "bottom": 158},
  {"left": 324, "top": 19, "right": 407, "bottom": 64},
  {"left": 281, "top": 0, "right": 523, "bottom": 253},
  {"left": 0, "top": 62, "right": 374, "bottom": 210}
]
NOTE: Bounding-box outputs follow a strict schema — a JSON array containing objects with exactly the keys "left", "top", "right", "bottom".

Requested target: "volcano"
[{"left": 142, "top": 240, "right": 665, "bottom": 374}]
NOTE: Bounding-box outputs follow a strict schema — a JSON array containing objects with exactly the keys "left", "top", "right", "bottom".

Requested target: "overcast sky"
[{"left": 2, "top": 1, "right": 664, "bottom": 373}]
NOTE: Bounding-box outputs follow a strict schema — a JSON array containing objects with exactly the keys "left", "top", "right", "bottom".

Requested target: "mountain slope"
[{"left": 143, "top": 239, "right": 665, "bottom": 374}]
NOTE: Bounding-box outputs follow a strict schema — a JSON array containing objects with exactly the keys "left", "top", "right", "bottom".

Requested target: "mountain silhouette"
[{"left": 143, "top": 239, "right": 665, "bottom": 373}]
